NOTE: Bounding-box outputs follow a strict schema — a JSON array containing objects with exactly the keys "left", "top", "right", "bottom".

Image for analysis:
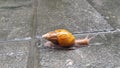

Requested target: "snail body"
[{"left": 42, "top": 29, "right": 94, "bottom": 49}]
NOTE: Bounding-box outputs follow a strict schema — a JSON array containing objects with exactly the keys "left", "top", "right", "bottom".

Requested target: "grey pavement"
[
  {"left": 0, "top": 0, "right": 120, "bottom": 68},
  {"left": 0, "top": 41, "right": 30, "bottom": 68}
]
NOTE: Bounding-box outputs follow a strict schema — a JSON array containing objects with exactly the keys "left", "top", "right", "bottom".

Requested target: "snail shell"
[{"left": 42, "top": 29, "right": 75, "bottom": 47}]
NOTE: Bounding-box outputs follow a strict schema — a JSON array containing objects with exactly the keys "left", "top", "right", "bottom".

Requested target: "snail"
[{"left": 42, "top": 29, "right": 97, "bottom": 50}]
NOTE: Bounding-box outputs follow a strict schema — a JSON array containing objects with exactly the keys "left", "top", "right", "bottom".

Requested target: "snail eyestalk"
[{"left": 75, "top": 34, "right": 98, "bottom": 45}]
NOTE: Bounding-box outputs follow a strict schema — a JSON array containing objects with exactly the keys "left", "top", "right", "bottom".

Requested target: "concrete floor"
[{"left": 0, "top": 0, "right": 120, "bottom": 68}]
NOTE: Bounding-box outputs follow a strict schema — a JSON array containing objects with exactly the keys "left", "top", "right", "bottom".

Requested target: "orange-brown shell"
[
  {"left": 42, "top": 29, "right": 75, "bottom": 47},
  {"left": 55, "top": 29, "right": 75, "bottom": 47}
]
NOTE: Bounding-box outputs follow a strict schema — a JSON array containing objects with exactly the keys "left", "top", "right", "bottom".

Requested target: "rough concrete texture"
[
  {"left": 0, "top": 0, "right": 32, "bottom": 41},
  {"left": 0, "top": 0, "right": 32, "bottom": 68},
  {"left": 37, "top": 0, "right": 120, "bottom": 68},
  {"left": 0, "top": 0, "right": 120, "bottom": 68},
  {"left": 87, "top": 0, "right": 120, "bottom": 29},
  {"left": 37, "top": 0, "right": 113, "bottom": 35},
  {"left": 0, "top": 41, "right": 30, "bottom": 68}
]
